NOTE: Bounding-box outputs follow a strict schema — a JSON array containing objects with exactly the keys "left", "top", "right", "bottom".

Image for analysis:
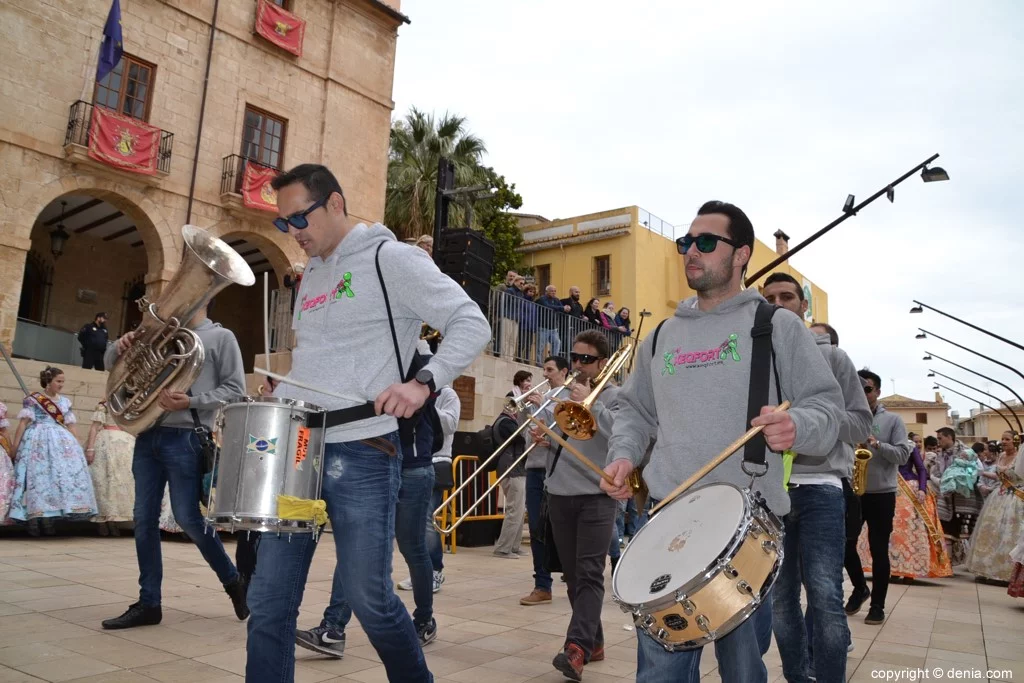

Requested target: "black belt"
[{"left": 306, "top": 402, "right": 378, "bottom": 429}]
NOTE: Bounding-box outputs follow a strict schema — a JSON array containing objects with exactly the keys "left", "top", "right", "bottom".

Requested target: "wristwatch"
[{"left": 414, "top": 368, "right": 436, "bottom": 394}]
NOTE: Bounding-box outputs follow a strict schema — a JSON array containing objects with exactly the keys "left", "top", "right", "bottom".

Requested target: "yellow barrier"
[{"left": 436, "top": 454, "right": 504, "bottom": 555}]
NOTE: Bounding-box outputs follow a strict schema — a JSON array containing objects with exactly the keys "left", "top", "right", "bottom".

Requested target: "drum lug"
[
  {"left": 656, "top": 628, "right": 670, "bottom": 642},
  {"left": 722, "top": 563, "right": 739, "bottom": 579},
  {"left": 747, "top": 525, "right": 762, "bottom": 539},
  {"left": 638, "top": 614, "right": 656, "bottom": 630},
  {"left": 736, "top": 580, "right": 754, "bottom": 596},
  {"left": 761, "top": 539, "right": 778, "bottom": 555},
  {"left": 696, "top": 615, "right": 716, "bottom": 639},
  {"left": 681, "top": 599, "right": 695, "bottom": 616}
]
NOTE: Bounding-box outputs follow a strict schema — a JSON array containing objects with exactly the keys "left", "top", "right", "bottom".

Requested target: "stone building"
[{"left": 0, "top": 0, "right": 407, "bottom": 373}]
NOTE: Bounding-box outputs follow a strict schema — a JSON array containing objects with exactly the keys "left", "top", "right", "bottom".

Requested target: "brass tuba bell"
[
  {"left": 851, "top": 443, "right": 873, "bottom": 496},
  {"left": 105, "top": 225, "right": 255, "bottom": 435}
]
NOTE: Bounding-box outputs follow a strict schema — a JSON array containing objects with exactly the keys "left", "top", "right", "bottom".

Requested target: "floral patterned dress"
[
  {"left": 9, "top": 393, "right": 98, "bottom": 521},
  {"left": 87, "top": 404, "right": 136, "bottom": 523},
  {"left": 965, "top": 454, "right": 1023, "bottom": 582}
]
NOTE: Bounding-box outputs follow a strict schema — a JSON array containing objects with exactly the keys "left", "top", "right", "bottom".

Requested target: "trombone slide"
[{"left": 526, "top": 416, "right": 616, "bottom": 485}]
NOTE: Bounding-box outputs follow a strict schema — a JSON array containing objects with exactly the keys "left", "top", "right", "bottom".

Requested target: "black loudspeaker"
[{"left": 437, "top": 229, "right": 495, "bottom": 314}]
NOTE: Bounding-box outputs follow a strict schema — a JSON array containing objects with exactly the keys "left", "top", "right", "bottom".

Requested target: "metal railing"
[
  {"left": 485, "top": 289, "right": 634, "bottom": 379},
  {"left": 637, "top": 207, "right": 680, "bottom": 242},
  {"left": 65, "top": 100, "right": 173, "bottom": 174},
  {"left": 437, "top": 455, "right": 503, "bottom": 554},
  {"left": 221, "top": 154, "right": 280, "bottom": 195}
]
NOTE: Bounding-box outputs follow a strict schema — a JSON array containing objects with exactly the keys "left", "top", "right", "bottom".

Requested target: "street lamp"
[
  {"left": 744, "top": 153, "right": 948, "bottom": 287},
  {"left": 916, "top": 329, "right": 1024, "bottom": 384},
  {"left": 910, "top": 300, "right": 1024, "bottom": 352},
  {"left": 928, "top": 369, "right": 1022, "bottom": 432},
  {"left": 932, "top": 382, "right": 1015, "bottom": 434},
  {"left": 49, "top": 200, "right": 70, "bottom": 259},
  {"left": 924, "top": 349, "right": 1024, "bottom": 414}
]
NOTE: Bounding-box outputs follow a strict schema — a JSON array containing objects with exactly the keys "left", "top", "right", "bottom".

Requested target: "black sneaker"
[
  {"left": 416, "top": 618, "right": 437, "bottom": 645},
  {"left": 864, "top": 606, "right": 885, "bottom": 625},
  {"left": 295, "top": 623, "right": 346, "bottom": 658},
  {"left": 101, "top": 602, "right": 162, "bottom": 630},
  {"left": 224, "top": 576, "right": 249, "bottom": 621},
  {"left": 844, "top": 586, "right": 870, "bottom": 615}
]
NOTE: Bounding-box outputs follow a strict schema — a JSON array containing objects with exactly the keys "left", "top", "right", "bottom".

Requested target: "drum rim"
[
  {"left": 611, "top": 481, "right": 753, "bottom": 610},
  {"left": 223, "top": 396, "right": 325, "bottom": 413}
]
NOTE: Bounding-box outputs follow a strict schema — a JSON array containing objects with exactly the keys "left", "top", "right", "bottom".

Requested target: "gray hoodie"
[
  {"left": 789, "top": 333, "right": 873, "bottom": 481},
  {"left": 524, "top": 384, "right": 567, "bottom": 470},
  {"left": 863, "top": 404, "right": 911, "bottom": 494},
  {"left": 543, "top": 386, "right": 619, "bottom": 497},
  {"left": 104, "top": 318, "right": 246, "bottom": 430},
  {"left": 276, "top": 223, "right": 491, "bottom": 443},
  {"left": 608, "top": 289, "right": 844, "bottom": 517}
]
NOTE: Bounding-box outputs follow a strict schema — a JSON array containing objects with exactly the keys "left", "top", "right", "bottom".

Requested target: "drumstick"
[
  {"left": 649, "top": 400, "right": 791, "bottom": 515},
  {"left": 528, "top": 415, "right": 616, "bottom": 485},
  {"left": 254, "top": 367, "right": 366, "bottom": 405},
  {"left": 263, "top": 272, "right": 271, "bottom": 373}
]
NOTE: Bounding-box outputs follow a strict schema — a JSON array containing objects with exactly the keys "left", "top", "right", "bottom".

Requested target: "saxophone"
[
  {"left": 105, "top": 225, "right": 255, "bottom": 435},
  {"left": 851, "top": 443, "right": 873, "bottom": 496}
]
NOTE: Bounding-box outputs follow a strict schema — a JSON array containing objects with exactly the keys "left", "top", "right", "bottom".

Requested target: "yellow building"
[
  {"left": 956, "top": 402, "right": 1022, "bottom": 443},
  {"left": 878, "top": 392, "right": 951, "bottom": 438},
  {"left": 517, "top": 206, "right": 828, "bottom": 334}
]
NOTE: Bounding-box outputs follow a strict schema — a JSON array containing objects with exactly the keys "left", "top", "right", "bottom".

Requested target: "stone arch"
[
  {"left": 21, "top": 173, "right": 178, "bottom": 281},
  {"left": 208, "top": 216, "right": 304, "bottom": 284}
]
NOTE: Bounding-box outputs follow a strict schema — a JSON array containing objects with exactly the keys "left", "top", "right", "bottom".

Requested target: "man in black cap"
[{"left": 79, "top": 312, "right": 109, "bottom": 370}]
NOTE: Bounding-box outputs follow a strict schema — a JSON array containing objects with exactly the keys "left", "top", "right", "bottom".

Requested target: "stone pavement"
[{"left": 0, "top": 534, "right": 1022, "bottom": 682}]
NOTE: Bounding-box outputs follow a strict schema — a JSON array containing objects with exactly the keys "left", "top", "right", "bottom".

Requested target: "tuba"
[
  {"left": 851, "top": 443, "right": 873, "bottom": 496},
  {"left": 105, "top": 225, "right": 255, "bottom": 435}
]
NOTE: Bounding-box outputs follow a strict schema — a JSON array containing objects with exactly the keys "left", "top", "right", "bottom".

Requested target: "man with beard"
[
  {"left": 601, "top": 201, "right": 844, "bottom": 683},
  {"left": 763, "top": 274, "right": 871, "bottom": 683}
]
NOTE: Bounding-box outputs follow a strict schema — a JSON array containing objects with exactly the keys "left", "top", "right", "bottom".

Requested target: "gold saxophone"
[
  {"left": 851, "top": 443, "right": 873, "bottom": 496},
  {"left": 104, "top": 225, "right": 255, "bottom": 435}
]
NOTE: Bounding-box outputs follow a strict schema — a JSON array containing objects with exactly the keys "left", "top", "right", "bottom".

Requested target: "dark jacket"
[
  {"left": 78, "top": 322, "right": 108, "bottom": 352},
  {"left": 494, "top": 413, "right": 526, "bottom": 478}
]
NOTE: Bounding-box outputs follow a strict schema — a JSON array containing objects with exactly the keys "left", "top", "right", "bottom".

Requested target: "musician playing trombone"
[
  {"left": 600, "top": 201, "right": 845, "bottom": 683},
  {"left": 248, "top": 164, "right": 490, "bottom": 683},
  {"left": 537, "top": 329, "right": 621, "bottom": 681}
]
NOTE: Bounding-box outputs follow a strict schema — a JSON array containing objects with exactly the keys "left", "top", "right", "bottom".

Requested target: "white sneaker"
[
  {"left": 432, "top": 570, "right": 444, "bottom": 593},
  {"left": 397, "top": 577, "right": 413, "bottom": 591},
  {"left": 847, "top": 642, "right": 855, "bottom": 653}
]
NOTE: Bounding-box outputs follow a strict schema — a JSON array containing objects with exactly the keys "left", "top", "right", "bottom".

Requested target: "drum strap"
[{"left": 743, "top": 301, "right": 781, "bottom": 467}]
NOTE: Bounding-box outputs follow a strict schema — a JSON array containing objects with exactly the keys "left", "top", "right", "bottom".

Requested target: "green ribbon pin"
[
  {"left": 720, "top": 334, "right": 741, "bottom": 361},
  {"left": 336, "top": 272, "right": 355, "bottom": 299}
]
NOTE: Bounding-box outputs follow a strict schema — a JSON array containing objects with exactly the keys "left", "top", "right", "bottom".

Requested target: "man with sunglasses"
[
  {"left": 843, "top": 369, "right": 910, "bottom": 627},
  {"left": 763, "top": 273, "right": 872, "bottom": 683},
  {"left": 246, "top": 164, "right": 490, "bottom": 683},
  {"left": 531, "top": 330, "right": 620, "bottom": 681},
  {"left": 600, "top": 201, "right": 845, "bottom": 683}
]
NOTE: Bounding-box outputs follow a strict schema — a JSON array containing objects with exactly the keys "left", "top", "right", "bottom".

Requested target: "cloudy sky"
[{"left": 391, "top": 0, "right": 1023, "bottom": 425}]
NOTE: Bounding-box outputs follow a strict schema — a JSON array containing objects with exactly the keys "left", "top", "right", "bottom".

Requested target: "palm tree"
[{"left": 385, "top": 107, "right": 487, "bottom": 241}]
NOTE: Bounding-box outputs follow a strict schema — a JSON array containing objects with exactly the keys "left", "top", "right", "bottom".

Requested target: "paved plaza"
[{"left": 0, "top": 534, "right": 1021, "bottom": 682}]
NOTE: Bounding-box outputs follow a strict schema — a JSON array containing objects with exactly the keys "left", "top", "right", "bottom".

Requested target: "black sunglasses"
[
  {"left": 570, "top": 352, "right": 602, "bottom": 365},
  {"left": 273, "top": 196, "right": 328, "bottom": 233},
  {"left": 676, "top": 233, "right": 741, "bottom": 255}
]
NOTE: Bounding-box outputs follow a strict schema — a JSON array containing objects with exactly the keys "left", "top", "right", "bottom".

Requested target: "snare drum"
[
  {"left": 206, "top": 396, "right": 327, "bottom": 536},
  {"left": 612, "top": 482, "right": 784, "bottom": 651}
]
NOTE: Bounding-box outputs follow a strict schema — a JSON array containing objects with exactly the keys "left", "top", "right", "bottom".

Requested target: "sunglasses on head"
[
  {"left": 273, "top": 196, "right": 329, "bottom": 233},
  {"left": 676, "top": 233, "right": 741, "bottom": 255},
  {"left": 570, "top": 352, "right": 602, "bottom": 365}
]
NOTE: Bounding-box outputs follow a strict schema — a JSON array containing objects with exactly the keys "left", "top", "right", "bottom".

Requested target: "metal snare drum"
[
  {"left": 206, "top": 396, "right": 326, "bottom": 536},
  {"left": 611, "top": 482, "right": 784, "bottom": 651}
]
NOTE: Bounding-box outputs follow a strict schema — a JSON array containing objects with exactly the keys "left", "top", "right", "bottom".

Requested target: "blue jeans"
[
  {"left": 537, "top": 327, "right": 561, "bottom": 364},
  {"left": 245, "top": 434, "right": 432, "bottom": 683},
  {"left": 428, "top": 487, "right": 444, "bottom": 572},
  {"left": 772, "top": 484, "right": 849, "bottom": 683},
  {"left": 636, "top": 594, "right": 773, "bottom": 683},
  {"left": 609, "top": 501, "right": 625, "bottom": 559},
  {"left": 323, "top": 465, "right": 436, "bottom": 629},
  {"left": 525, "top": 468, "right": 552, "bottom": 591},
  {"left": 132, "top": 427, "right": 238, "bottom": 606}
]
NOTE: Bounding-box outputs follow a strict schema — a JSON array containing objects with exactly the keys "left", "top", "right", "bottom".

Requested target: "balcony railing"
[
  {"left": 637, "top": 207, "right": 680, "bottom": 242},
  {"left": 484, "top": 289, "right": 635, "bottom": 381},
  {"left": 64, "top": 100, "right": 173, "bottom": 175},
  {"left": 221, "top": 154, "right": 280, "bottom": 195}
]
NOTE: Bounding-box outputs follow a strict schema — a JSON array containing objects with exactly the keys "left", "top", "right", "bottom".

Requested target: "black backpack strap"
[
  {"left": 649, "top": 319, "right": 669, "bottom": 359},
  {"left": 743, "top": 302, "right": 780, "bottom": 467},
  {"left": 375, "top": 242, "right": 406, "bottom": 382}
]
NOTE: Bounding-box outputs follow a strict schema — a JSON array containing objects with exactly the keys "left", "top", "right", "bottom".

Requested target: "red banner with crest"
[
  {"left": 87, "top": 106, "right": 160, "bottom": 175},
  {"left": 241, "top": 161, "right": 280, "bottom": 212},
  {"left": 255, "top": 0, "right": 306, "bottom": 57}
]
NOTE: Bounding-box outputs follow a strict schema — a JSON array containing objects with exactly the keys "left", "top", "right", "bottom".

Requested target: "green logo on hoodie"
[{"left": 333, "top": 273, "right": 354, "bottom": 299}]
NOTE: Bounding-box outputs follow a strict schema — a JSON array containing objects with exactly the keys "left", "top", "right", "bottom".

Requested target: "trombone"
[
  {"left": 432, "top": 372, "right": 579, "bottom": 536},
  {"left": 502, "top": 380, "right": 550, "bottom": 414}
]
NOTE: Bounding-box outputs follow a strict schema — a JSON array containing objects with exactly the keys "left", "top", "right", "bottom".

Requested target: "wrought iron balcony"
[{"left": 63, "top": 100, "right": 173, "bottom": 179}]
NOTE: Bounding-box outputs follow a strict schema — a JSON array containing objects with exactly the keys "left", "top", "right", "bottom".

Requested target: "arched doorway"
[
  {"left": 15, "top": 192, "right": 153, "bottom": 364},
  {"left": 121, "top": 276, "right": 146, "bottom": 334},
  {"left": 216, "top": 235, "right": 283, "bottom": 373}
]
